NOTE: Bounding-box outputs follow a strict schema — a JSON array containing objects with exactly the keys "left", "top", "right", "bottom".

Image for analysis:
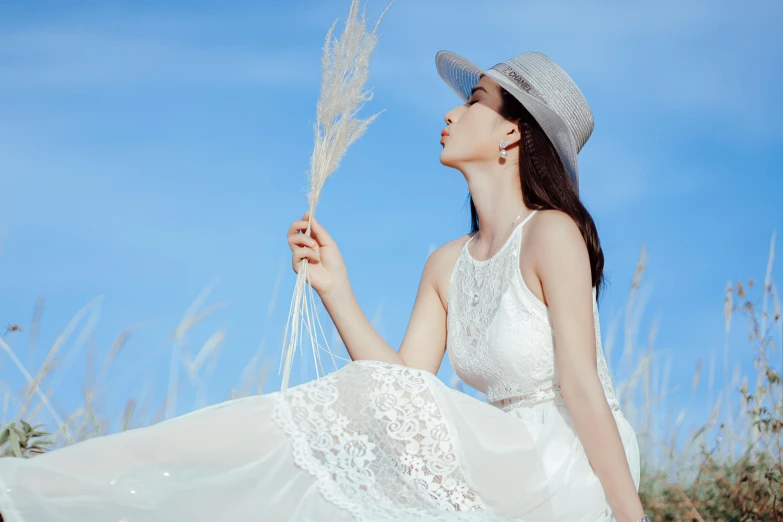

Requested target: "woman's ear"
[{"left": 505, "top": 124, "right": 522, "bottom": 148}]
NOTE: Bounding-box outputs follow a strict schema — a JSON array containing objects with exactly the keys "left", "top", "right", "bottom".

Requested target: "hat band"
[{"left": 490, "top": 63, "right": 547, "bottom": 105}]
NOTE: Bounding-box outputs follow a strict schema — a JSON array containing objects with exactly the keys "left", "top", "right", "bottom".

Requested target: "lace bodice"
[{"left": 446, "top": 210, "right": 620, "bottom": 413}]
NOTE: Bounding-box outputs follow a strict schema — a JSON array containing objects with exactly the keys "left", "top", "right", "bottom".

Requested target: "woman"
[{"left": 0, "top": 50, "right": 649, "bottom": 522}]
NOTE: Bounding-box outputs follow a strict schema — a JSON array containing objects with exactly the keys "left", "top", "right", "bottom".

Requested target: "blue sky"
[{"left": 0, "top": 0, "right": 781, "bottom": 452}]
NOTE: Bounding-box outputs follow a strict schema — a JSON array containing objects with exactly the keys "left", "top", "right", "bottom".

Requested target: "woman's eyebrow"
[{"left": 470, "top": 86, "right": 488, "bottom": 96}]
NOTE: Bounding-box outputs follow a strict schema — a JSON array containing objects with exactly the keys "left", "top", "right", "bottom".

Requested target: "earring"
[{"left": 499, "top": 139, "right": 509, "bottom": 158}]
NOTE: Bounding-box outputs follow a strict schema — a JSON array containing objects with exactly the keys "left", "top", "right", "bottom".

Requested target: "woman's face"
[{"left": 439, "top": 75, "right": 516, "bottom": 170}]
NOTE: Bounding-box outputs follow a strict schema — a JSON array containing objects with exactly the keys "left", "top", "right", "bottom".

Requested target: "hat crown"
[{"left": 490, "top": 52, "right": 594, "bottom": 152}]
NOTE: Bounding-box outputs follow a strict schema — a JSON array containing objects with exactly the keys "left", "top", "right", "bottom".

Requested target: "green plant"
[{"left": 0, "top": 419, "right": 53, "bottom": 458}]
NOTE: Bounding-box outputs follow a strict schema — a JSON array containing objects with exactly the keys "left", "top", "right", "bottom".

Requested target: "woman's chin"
[{"left": 439, "top": 148, "right": 456, "bottom": 168}]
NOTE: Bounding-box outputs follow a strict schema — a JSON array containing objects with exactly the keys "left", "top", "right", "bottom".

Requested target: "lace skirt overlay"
[{"left": 0, "top": 360, "right": 640, "bottom": 522}]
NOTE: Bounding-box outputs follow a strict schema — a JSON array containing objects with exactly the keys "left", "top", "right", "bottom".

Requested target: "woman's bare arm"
[
  {"left": 396, "top": 246, "right": 452, "bottom": 374},
  {"left": 321, "top": 245, "right": 452, "bottom": 374},
  {"left": 532, "top": 210, "right": 645, "bottom": 522},
  {"left": 320, "top": 281, "right": 404, "bottom": 365}
]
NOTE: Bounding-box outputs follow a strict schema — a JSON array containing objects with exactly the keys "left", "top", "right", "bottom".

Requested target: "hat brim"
[{"left": 435, "top": 50, "right": 580, "bottom": 193}]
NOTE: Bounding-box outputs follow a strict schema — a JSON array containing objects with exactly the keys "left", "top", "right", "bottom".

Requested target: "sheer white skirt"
[{"left": 0, "top": 360, "right": 640, "bottom": 522}]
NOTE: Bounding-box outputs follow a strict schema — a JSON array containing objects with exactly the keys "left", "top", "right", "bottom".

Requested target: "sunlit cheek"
[{"left": 461, "top": 119, "right": 493, "bottom": 159}]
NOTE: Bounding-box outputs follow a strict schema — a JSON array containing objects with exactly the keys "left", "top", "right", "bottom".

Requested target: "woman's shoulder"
[
  {"left": 429, "top": 209, "right": 580, "bottom": 259},
  {"left": 530, "top": 207, "right": 575, "bottom": 228},
  {"left": 526, "top": 208, "right": 590, "bottom": 273},
  {"left": 442, "top": 225, "right": 484, "bottom": 256},
  {"left": 426, "top": 233, "right": 472, "bottom": 270},
  {"left": 527, "top": 208, "right": 583, "bottom": 246},
  {"left": 422, "top": 233, "right": 474, "bottom": 303}
]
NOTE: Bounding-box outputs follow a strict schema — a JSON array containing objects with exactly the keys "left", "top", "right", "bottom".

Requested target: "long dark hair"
[{"left": 467, "top": 83, "right": 607, "bottom": 303}]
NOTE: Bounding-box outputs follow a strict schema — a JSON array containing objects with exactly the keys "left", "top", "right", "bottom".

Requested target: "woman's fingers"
[
  {"left": 306, "top": 214, "right": 333, "bottom": 246},
  {"left": 287, "top": 221, "right": 319, "bottom": 255},
  {"left": 289, "top": 212, "right": 325, "bottom": 277},
  {"left": 288, "top": 231, "right": 319, "bottom": 251},
  {"left": 296, "top": 211, "right": 333, "bottom": 247},
  {"left": 293, "top": 247, "right": 319, "bottom": 264},
  {"left": 288, "top": 219, "right": 308, "bottom": 237},
  {"left": 289, "top": 219, "right": 316, "bottom": 236},
  {"left": 291, "top": 246, "right": 320, "bottom": 272},
  {"left": 289, "top": 213, "right": 332, "bottom": 247}
]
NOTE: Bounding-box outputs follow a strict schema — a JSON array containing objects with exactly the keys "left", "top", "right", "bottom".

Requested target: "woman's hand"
[{"left": 287, "top": 210, "right": 349, "bottom": 299}]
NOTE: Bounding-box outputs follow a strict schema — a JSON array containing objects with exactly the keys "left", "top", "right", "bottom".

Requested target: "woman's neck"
[{"left": 467, "top": 173, "right": 528, "bottom": 251}]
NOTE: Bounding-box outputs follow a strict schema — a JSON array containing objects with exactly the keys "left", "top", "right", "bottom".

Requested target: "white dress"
[{"left": 0, "top": 210, "right": 640, "bottom": 522}]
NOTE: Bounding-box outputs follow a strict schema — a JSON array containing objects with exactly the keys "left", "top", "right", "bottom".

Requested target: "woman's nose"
[{"left": 444, "top": 104, "right": 463, "bottom": 125}]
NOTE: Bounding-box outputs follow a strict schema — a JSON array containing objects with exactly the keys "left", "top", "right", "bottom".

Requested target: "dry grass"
[
  {"left": 619, "top": 232, "right": 782, "bottom": 520},
  {"left": 0, "top": 233, "right": 780, "bottom": 518},
  {"left": 280, "top": 0, "right": 394, "bottom": 391}
]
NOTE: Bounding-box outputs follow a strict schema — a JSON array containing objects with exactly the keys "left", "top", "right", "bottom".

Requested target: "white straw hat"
[{"left": 435, "top": 50, "right": 594, "bottom": 194}]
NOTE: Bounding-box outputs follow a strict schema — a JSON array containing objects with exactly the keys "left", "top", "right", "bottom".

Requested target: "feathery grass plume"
[{"left": 279, "top": 0, "right": 394, "bottom": 391}]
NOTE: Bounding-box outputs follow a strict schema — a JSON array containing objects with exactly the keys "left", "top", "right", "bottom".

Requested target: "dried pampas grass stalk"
[{"left": 279, "top": 0, "right": 394, "bottom": 391}]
